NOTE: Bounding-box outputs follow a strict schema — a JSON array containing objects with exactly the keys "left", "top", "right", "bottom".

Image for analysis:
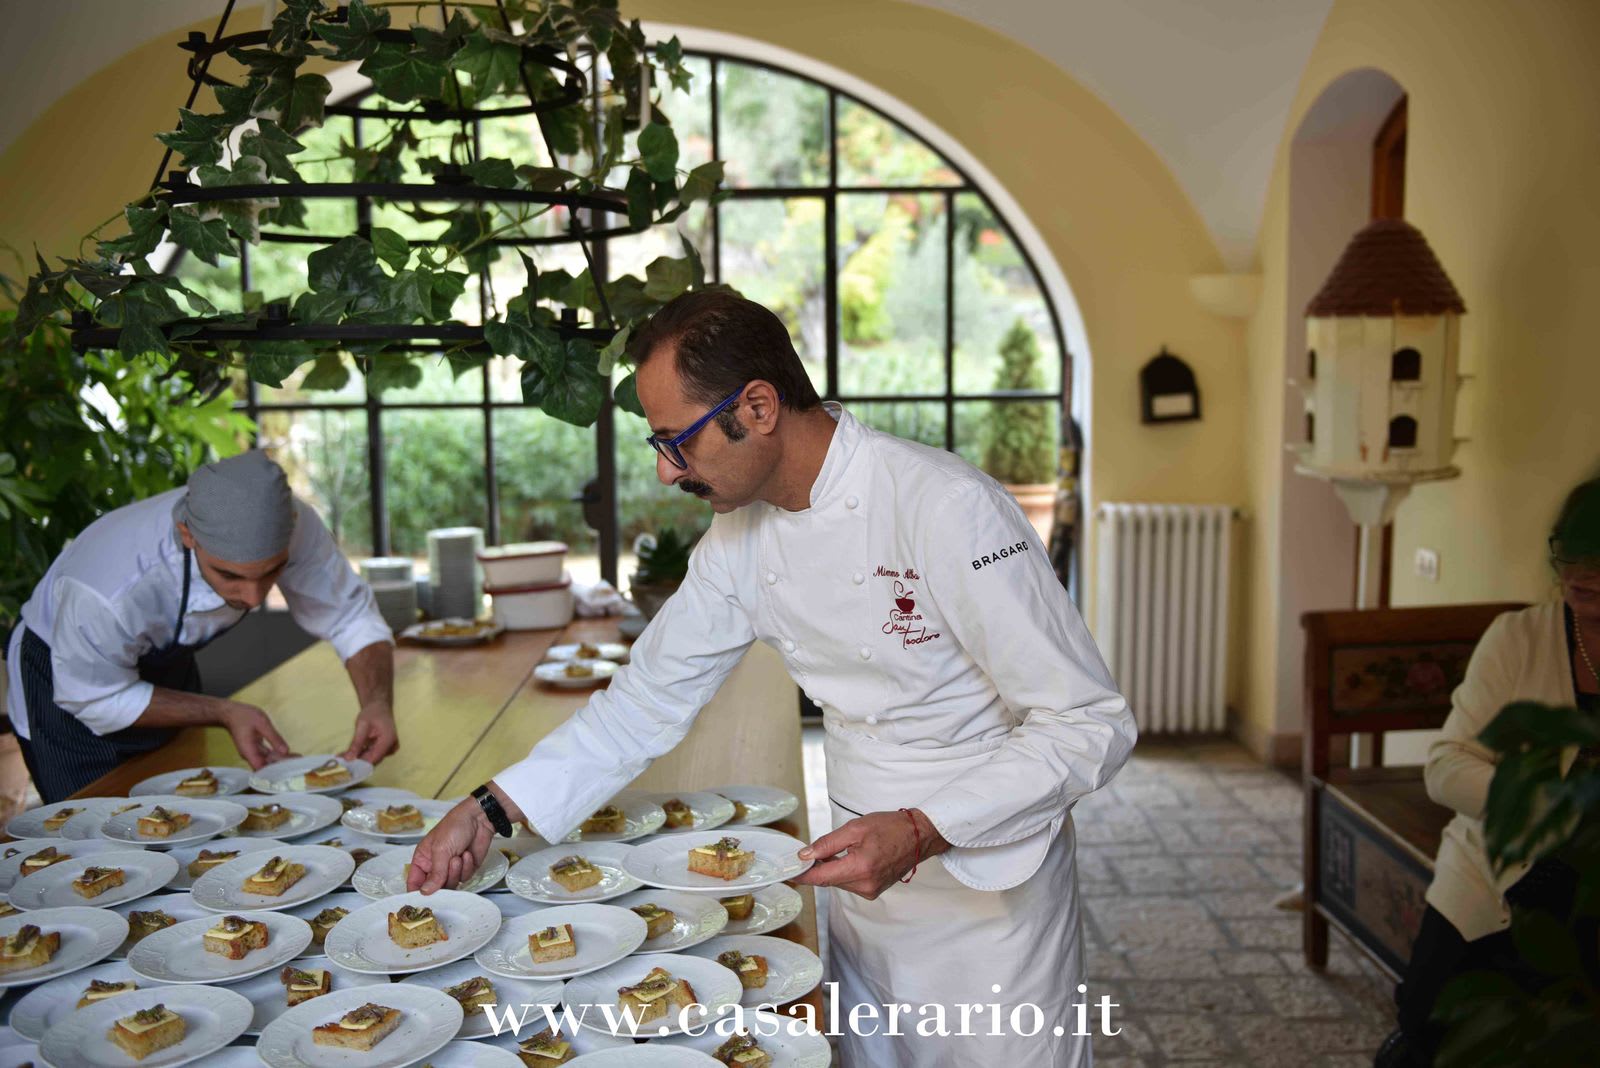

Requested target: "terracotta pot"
[
  {"left": 628, "top": 575, "right": 683, "bottom": 621},
  {"left": 1004, "top": 482, "right": 1057, "bottom": 544}
]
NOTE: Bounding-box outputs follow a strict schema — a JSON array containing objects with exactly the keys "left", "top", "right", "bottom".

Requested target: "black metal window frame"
[{"left": 202, "top": 48, "right": 1071, "bottom": 575}]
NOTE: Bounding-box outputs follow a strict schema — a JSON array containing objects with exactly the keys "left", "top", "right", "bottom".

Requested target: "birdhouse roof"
[{"left": 1306, "top": 218, "right": 1466, "bottom": 317}]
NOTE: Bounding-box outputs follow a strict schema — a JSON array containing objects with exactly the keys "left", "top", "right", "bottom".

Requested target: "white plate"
[
  {"left": 506, "top": 843, "right": 642, "bottom": 904},
  {"left": 229, "top": 959, "right": 390, "bottom": 1035},
  {"left": 473, "top": 902, "right": 646, "bottom": 981},
  {"left": 532, "top": 659, "right": 618, "bottom": 688},
  {"left": 409, "top": 956, "right": 563, "bottom": 1040},
  {"left": 107, "top": 894, "right": 213, "bottom": 959},
  {"left": 183, "top": 1048, "right": 266, "bottom": 1067},
  {"left": 400, "top": 618, "right": 506, "bottom": 647},
  {"left": 483, "top": 834, "right": 548, "bottom": 887},
  {"left": 189, "top": 845, "right": 355, "bottom": 913},
  {"left": 0, "top": 1041, "right": 36, "bottom": 1068},
  {"left": 562, "top": 793, "right": 666, "bottom": 844},
  {"left": 129, "top": 766, "right": 252, "bottom": 798},
  {"left": 0, "top": 839, "right": 131, "bottom": 894},
  {"left": 622, "top": 829, "right": 812, "bottom": 893},
  {"left": 9, "top": 959, "right": 153, "bottom": 1041},
  {"left": 327, "top": 786, "right": 421, "bottom": 820},
  {"left": 8, "top": 850, "right": 178, "bottom": 911},
  {"left": 610, "top": 889, "right": 729, "bottom": 953},
  {"left": 484, "top": 1025, "right": 637, "bottom": 1060},
  {"left": 36, "top": 984, "right": 253, "bottom": 1068},
  {"left": 721, "top": 882, "right": 804, "bottom": 937},
  {"left": 683, "top": 934, "right": 823, "bottom": 1008},
  {"left": 226, "top": 792, "right": 344, "bottom": 840},
  {"left": 658, "top": 1008, "right": 833, "bottom": 1068},
  {"left": 162, "top": 837, "right": 288, "bottom": 891},
  {"left": 561, "top": 952, "right": 742, "bottom": 1038},
  {"left": 249, "top": 755, "right": 374, "bottom": 795},
  {"left": 544, "top": 642, "right": 630, "bottom": 663},
  {"left": 59, "top": 803, "right": 139, "bottom": 841},
  {"left": 341, "top": 798, "right": 455, "bottom": 841},
  {"left": 128, "top": 911, "right": 312, "bottom": 984},
  {"left": 4, "top": 799, "right": 122, "bottom": 842},
  {"left": 633, "top": 791, "right": 737, "bottom": 836},
  {"left": 255, "top": 982, "right": 463, "bottom": 1068},
  {"left": 709, "top": 785, "right": 801, "bottom": 828},
  {"left": 97, "top": 796, "right": 249, "bottom": 849},
  {"left": 354, "top": 844, "right": 508, "bottom": 899},
  {"left": 323, "top": 890, "right": 501, "bottom": 975},
  {"left": 405, "top": 1039, "right": 523, "bottom": 1067},
  {"left": 283, "top": 891, "right": 368, "bottom": 955},
  {"left": 0, "top": 906, "right": 128, "bottom": 988}
]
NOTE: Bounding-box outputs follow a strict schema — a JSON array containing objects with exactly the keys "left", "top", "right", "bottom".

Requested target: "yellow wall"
[{"left": 1239, "top": 0, "right": 1600, "bottom": 753}]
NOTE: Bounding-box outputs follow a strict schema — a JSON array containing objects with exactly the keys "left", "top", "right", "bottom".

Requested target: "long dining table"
[{"left": 69, "top": 616, "right": 825, "bottom": 1021}]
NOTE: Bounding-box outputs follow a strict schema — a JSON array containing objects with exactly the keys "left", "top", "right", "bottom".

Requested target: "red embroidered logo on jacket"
[{"left": 882, "top": 580, "right": 941, "bottom": 649}]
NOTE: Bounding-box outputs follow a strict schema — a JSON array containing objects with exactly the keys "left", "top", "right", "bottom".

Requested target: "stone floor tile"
[
  {"left": 1089, "top": 897, "right": 1231, "bottom": 952},
  {"left": 1250, "top": 975, "right": 1357, "bottom": 1018},
  {"left": 1182, "top": 855, "right": 1277, "bottom": 888},
  {"left": 1215, "top": 949, "right": 1288, "bottom": 976},
  {"left": 1222, "top": 917, "right": 1302, "bottom": 950},
  {"left": 1197, "top": 888, "right": 1288, "bottom": 918},
  {"left": 1123, "top": 949, "right": 1230, "bottom": 980},
  {"left": 1144, "top": 1012, "right": 1237, "bottom": 1060}
]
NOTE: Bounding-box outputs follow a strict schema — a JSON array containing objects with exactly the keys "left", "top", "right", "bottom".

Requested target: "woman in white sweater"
[{"left": 1377, "top": 477, "right": 1600, "bottom": 1066}]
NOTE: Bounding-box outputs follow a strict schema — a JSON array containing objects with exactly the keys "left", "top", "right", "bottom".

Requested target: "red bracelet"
[{"left": 898, "top": 808, "right": 920, "bottom": 883}]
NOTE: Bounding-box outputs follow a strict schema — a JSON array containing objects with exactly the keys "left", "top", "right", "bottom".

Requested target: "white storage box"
[
  {"left": 487, "top": 574, "right": 574, "bottom": 631},
  {"left": 476, "top": 541, "right": 568, "bottom": 588}
]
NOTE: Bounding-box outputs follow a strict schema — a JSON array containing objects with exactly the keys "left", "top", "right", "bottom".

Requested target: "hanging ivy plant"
[{"left": 12, "top": 0, "right": 728, "bottom": 426}]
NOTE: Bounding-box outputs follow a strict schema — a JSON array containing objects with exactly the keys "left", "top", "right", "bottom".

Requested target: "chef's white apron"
[{"left": 823, "top": 720, "right": 1091, "bottom": 1068}]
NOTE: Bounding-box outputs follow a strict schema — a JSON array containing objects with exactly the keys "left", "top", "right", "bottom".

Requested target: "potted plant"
[
  {"left": 629, "top": 527, "right": 695, "bottom": 620},
  {"left": 981, "top": 319, "right": 1057, "bottom": 538}
]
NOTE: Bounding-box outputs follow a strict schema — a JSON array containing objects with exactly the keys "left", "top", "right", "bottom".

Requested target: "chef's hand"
[
  {"left": 219, "top": 702, "right": 294, "bottom": 770},
  {"left": 407, "top": 797, "right": 492, "bottom": 894},
  {"left": 343, "top": 704, "right": 399, "bottom": 766},
  {"left": 792, "top": 808, "right": 949, "bottom": 900}
]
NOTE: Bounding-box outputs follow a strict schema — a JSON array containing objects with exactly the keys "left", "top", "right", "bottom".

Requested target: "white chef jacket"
[
  {"left": 4, "top": 487, "right": 392, "bottom": 740},
  {"left": 496, "top": 402, "right": 1135, "bottom": 876}
]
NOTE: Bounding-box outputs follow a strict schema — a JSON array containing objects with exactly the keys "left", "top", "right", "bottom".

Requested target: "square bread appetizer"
[
  {"left": 42, "top": 807, "right": 82, "bottom": 832},
  {"left": 312, "top": 1002, "right": 402, "bottom": 1050},
  {"left": 630, "top": 902, "right": 676, "bottom": 939},
  {"left": 242, "top": 802, "right": 292, "bottom": 832},
  {"left": 662, "top": 798, "right": 695, "bottom": 829},
  {"left": 204, "top": 914, "right": 269, "bottom": 960},
  {"left": 280, "top": 965, "right": 333, "bottom": 1006},
  {"left": 617, "top": 966, "right": 697, "bottom": 1026},
  {"left": 175, "top": 769, "right": 219, "bottom": 796},
  {"left": 580, "top": 805, "right": 624, "bottom": 835},
  {"left": 77, "top": 978, "right": 137, "bottom": 1008},
  {"left": 339, "top": 796, "right": 364, "bottom": 813},
  {"left": 243, "top": 855, "right": 305, "bottom": 897},
  {"left": 108, "top": 1003, "right": 185, "bottom": 1061},
  {"left": 0, "top": 924, "right": 60, "bottom": 972},
  {"left": 445, "top": 975, "right": 497, "bottom": 1013},
  {"left": 309, "top": 906, "right": 349, "bottom": 947},
  {"left": 549, "top": 855, "right": 602, "bottom": 894},
  {"left": 688, "top": 837, "right": 754, "bottom": 881},
  {"left": 305, "top": 759, "right": 352, "bottom": 789},
  {"left": 187, "top": 848, "right": 241, "bottom": 878},
  {"left": 716, "top": 949, "right": 768, "bottom": 990},
  {"left": 713, "top": 1031, "right": 773, "bottom": 1067},
  {"left": 19, "top": 845, "right": 71, "bottom": 877},
  {"left": 136, "top": 806, "right": 191, "bottom": 838},
  {"left": 529, "top": 922, "right": 577, "bottom": 963},
  {"left": 517, "top": 1027, "right": 577, "bottom": 1065},
  {"left": 0, "top": 903, "right": 17, "bottom": 918},
  {"left": 719, "top": 894, "right": 755, "bottom": 921},
  {"left": 376, "top": 804, "right": 423, "bottom": 833},
  {"left": 125, "top": 909, "right": 178, "bottom": 948},
  {"left": 348, "top": 846, "right": 379, "bottom": 868},
  {"left": 71, "top": 864, "right": 126, "bottom": 899},
  {"left": 388, "top": 904, "right": 447, "bottom": 948}
]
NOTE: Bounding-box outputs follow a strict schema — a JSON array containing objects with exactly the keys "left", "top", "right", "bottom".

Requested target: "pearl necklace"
[{"left": 1577, "top": 618, "right": 1599, "bottom": 691}]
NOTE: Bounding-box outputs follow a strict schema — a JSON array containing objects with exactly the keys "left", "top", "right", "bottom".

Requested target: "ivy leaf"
[
  {"left": 464, "top": 157, "right": 519, "bottom": 189},
  {"left": 97, "top": 204, "right": 169, "bottom": 259},
  {"left": 643, "top": 255, "right": 693, "bottom": 303},
  {"left": 258, "top": 73, "right": 331, "bottom": 134},
  {"left": 365, "top": 355, "right": 423, "bottom": 393},
  {"left": 369, "top": 227, "right": 411, "bottom": 271},
  {"left": 214, "top": 79, "right": 264, "bottom": 124},
  {"left": 104, "top": 282, "right": 183, "bottom": 361},
  {"left": 383, "top": 270, "right": 432, "bottom": 322},
  {"left": 361, "top": 41, "right": 449, "bottom": 103},
  {"left": 655, "top": 37, "right": 690, "bottom": 92},
  {"left": 522, "top": 338, "right": 605, "bottom": 426},
  {"left": 597, "top": 323, "right": 631, "bottom": 376},
  {"left": 613, "top": 370, "right": 645, "bottom": 416},
  {"left": 449, "top": 34, "right": 524, "bottom": 98},
  {"left": 269, "top": 0, "right": 323, "bottom": 52},
  {"left": 307, "top": 236, "right": 386, "bottom": 312},
  {"left": 155, "top": 109, "right": 228, "bottom": 168},
  {"left": 625, "top": 168, "right": 654, "bottom": 231},
  {"left": 167, "top": 207, "right": 238, "bottom": 266},
  {"left": 246, "top": 344, "right": 316, "bottom": 387},
  {"left": 313, "top": 0, "right": 388, "bottom": 59},
  {"left": 300, "top": 352, "right": 351, "bottom": 391},
  {"left": 445, "top": 350, "right": 489, "bottom": 379},
  {"left": 516, "top": 165, "right": 579, "bottom": 193},
  {"left": 430, "top": 270, "right": 468, "bottom": 319},
  {"left": 239, "top": 120, "right": 305, "bottom": 182},
  {"left": 267, "top": 196, "right": 309, "bottom": 230},
  {"left": 680, "top": 232, "right": 707, "bottom": 289},
  {"left": 439, "top": 209, "right": 496, "bottom": 273},
  {"left": 637, "top": 122, "right": 678, "bottom": 182},
  {"left": 679, "top": 161, "right": 723, "bottom": 206},
  {"left": 602, "top": 275, "right": 659, "bottom": 321},
  {"left": 485, "top": 308, "right": 562, "bottom": 367},
  {"left": 292, "top": 289, "right": 351, "bottom": 323}
]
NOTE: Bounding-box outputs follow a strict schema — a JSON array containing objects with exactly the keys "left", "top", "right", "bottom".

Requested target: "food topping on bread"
[
  {"left": 81, "top": 978, "right": 137, "bottom": 1002},
  {"left": 714, "top": 1032, "right": 769, "bottom": 1065},
  {"left": 619, "top": 972, "right": 678, "bottom": 1003},
  {"left": 196, "top": 848, "right": 239, "bottom": 865},
  {"left": 337, "top": 1003, "right": 391, "bottom": 1030},
  {"left": 693, "top": 836, "right": 747, "bottom": 859},
  {"left": 146, "top": 806, "right": 179, "bottom": 822},
  {"left": 534, "top": 925, "right": 571, "bottom": 948},
  {"left": 519, "top": 1029, "right": 573, "bottom": 1059},
  {"left": 575, "top": 642, "right": 602, "bottom": 658},
  {"left": 717, "top": 949, "right": 757, "bottom": 973},
  {"left": 248, "top": 803, "right": 284, "bottom": 818},
  {"left": 393, "top": 905, "right": 435, "bottom": 928},
  {"left": 207, "top": 915, "right": 252, "bottom": 939},
  {"left": 563, "top": 661, "right": 594, "bottom": 678},
  {"left": 498, "top": 847, "right": 521, "bottom": 864},
  {"left": 128, "top": 910, "right": 176, "bottom": 935},
  {"left": 20, "top": 846, "right": 67, "bottom": 872},
  {"left": 445, "top": 975, "right": 497, "bottom": 1008},
  {"left": 111, "top": 802, "right": 142, "bottom": 816},
  {"left": 122, "top": 1004, "right": 178, "bottom": 1032},
  {"left": 0, "top": 903, "right": 16, "bottom": 917},
  {"left": 313, "top": 906, "right": 348, "bottom": 926},
  {"left": 248, "top": 856, "right": 290, "bottom": 883},
  {"left": 551, "top": 856, "right": 595, "bottom": 875},
  {"left": 311, "top": 759, "right": 346, "bottom": 776},
  {"left": 177, "top": 769, "right": 217, "bottom": 791},
  {"left": 79, "top": 866, "right": 119, "bottom": 882},
  {"left": 384, "top": 804, "right": 418, "bottom": 818},
  {"left": 339, "top": 797, "right": 364, "bottom": 812},
  {"left": 632, "top": 903, "right": 668, "bottom": 920},
  {"left": 3, "top": 925, "right": 42, "bottom": 957}
]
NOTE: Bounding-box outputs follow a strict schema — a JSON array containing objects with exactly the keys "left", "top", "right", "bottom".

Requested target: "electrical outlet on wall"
[{"left": 1415, "top": 547, "right": 1440, "bottom": 583}]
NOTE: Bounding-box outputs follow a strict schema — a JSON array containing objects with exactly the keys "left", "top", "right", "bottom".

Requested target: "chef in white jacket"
[{"left": 409, "top": 290, "right": 1136, "bottom": 1067}]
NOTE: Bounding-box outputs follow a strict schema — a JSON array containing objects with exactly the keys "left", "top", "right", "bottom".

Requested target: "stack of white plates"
[
  {"left": 360, "top": 556, "right": 414, "bottom": 584},
  {"left": 427, "top": 527, "right": 484, "bottom": 621},
  {"left": 360, "top": 558, "right": 418, "bottom": 634}
]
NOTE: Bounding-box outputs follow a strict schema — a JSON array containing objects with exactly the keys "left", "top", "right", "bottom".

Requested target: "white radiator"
[{"left": 1094, "top": 503, "right": 1235, "bottom": 732}]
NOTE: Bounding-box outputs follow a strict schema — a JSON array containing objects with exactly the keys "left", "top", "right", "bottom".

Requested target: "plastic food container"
[
  {"left": 477, "top": 541, "right": 568, "bottom": 588},
  {"left": 487, "top": 574, "right": 574, "bottom": 631}
]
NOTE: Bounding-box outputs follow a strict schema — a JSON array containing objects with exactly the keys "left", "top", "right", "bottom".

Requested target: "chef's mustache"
[{"left": 679, "top": 479, "right": 713, "bottom": 498}]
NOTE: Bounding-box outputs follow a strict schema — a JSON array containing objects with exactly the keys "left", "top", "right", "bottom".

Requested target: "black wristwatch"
[{"left": 471, "top": 784, "right": 514, "bottom": 838}]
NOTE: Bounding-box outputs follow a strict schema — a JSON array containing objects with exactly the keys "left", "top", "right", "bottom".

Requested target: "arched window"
[
  {"left": 169, "top": 48, "right": 1070, "bottom": 583},
  {"left": 1391, "top": 347, "right": 1421, "bottom": 382},
  {"left": 1388, "top": 415, "right": 1418, "bottom": 449}
]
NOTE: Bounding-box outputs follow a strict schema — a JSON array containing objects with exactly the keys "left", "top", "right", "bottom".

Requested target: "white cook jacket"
[{"left": 4, "top": 488, "right": 393, "bottom": 739}]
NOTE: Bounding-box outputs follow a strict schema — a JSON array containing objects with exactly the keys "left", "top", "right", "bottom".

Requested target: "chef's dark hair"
[{"left": 628, "top": 289, "right": 823, "bottom": 437}]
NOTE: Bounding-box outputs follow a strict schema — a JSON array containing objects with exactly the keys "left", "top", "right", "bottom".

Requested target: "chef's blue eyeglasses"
[{"left": 645, "top": 383, "right": 781, "bottom": 470}]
